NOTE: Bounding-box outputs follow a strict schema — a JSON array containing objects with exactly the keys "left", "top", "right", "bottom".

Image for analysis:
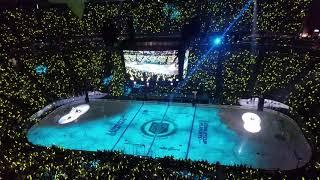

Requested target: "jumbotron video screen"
[{"left": 124, "top": 50, "right": 179, "bottom": 80}]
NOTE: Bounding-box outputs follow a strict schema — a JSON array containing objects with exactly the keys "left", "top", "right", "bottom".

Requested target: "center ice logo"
[
  {"left": 149, "top": 122, "right": 169, "bottom": 134},
  {"left": 141, "top": 120, "right": 176, "bottom": 137}
]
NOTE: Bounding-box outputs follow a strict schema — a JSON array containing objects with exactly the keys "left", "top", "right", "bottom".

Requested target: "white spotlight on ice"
[
  {"left": 58, "top": 104, "right": 90, "bottom": 124},
  {"left": 242, "top": 112, "right": 261, "bottom": 133}
]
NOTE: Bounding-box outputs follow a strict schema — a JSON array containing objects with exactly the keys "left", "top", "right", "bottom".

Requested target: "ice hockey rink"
[{"left": 27, "top": 99, "right": 311, "bottom": 170}]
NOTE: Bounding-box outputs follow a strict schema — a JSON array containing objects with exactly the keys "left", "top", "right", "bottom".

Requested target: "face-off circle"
[{"left": 141, "top": 120, "right": 176, "bottom": 137}]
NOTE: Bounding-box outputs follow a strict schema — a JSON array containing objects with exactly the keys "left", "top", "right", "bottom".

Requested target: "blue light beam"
[
  {"left": 172, "top": 0, "right": 254, "bottom": 94},
  {"left": 210, "top": 36, "right": 223, "bottom": 46},
  {"left": 222, "top": 0, "right": 254, "bottom": 36}
]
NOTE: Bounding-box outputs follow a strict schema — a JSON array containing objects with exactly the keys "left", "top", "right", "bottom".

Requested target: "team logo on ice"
[{"left": 141, "top": 120, "right": 176, "bottom": 137}]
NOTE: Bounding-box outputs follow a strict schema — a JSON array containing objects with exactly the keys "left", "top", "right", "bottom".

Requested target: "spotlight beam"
[
  {"left": 222, "top": 0, "right": 254, "bottom": 36},
  {"left": 173, "top": 0, "right": 254, "bottom": 94},
  {"left": 174, "top": 46, "right": 216, "bottom": 94}
]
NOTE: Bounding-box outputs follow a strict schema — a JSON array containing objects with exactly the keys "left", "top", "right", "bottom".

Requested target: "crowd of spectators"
[{"left": 1, "top": 0, "right": 319, "bottom": 179}]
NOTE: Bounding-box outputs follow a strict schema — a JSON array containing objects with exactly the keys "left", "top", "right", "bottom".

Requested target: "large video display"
[{"left": 124, "top": 50, "right": 179, "bottom": 80}]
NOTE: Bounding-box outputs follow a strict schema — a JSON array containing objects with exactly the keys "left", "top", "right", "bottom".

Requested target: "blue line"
[
  {"left": 185, "top": 105, "right": 197, "bottom": 160},
  {"left": 111, "top": 102, "right": 144, "bottom": 151},
  {"left": 146, "top": 102, "right": 170, "bottom": 156}
]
